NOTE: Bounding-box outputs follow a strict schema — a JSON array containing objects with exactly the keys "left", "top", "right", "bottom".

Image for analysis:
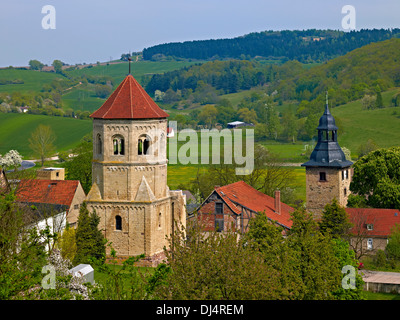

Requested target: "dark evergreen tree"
[
  {"left": 319, "top": 198, "right": 353, "bottom": 239},
  {"left": 73, "top": 202, "right": 106, "bottom": 265}
]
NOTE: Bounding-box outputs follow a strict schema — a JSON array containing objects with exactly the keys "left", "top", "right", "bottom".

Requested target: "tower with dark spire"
[{"left": 301, "top": 101, "right": 353, "bottom": 218}]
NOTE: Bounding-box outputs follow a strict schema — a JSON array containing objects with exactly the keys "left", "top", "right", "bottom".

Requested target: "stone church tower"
[
  {"left": 86, "top": 73, "right": 186, "bottom": 266},
  {"left": 301, "top": 103, "right": 353, "bottom": 219}
]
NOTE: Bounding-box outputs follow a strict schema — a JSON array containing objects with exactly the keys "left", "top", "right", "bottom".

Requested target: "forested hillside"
[
  {"left": 143, "top": 38, "right": 400, "bottom": 149},
  {"left": 272, "top": 38, "right": 400, "bottom": 117},
  {"left": 143, "top": 29, "right": 400, "bottom": 62},
  {"left": 144, "top": 59, "right": 303, "bottom": 98},
  {"left": 144, "top": 38, "right": 400, "bottom": 110}
]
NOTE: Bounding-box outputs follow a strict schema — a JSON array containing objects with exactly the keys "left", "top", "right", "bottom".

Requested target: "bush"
[
  {"left": 374, "top": 249, "right": 388, "bottom": 268},
  {"left": 94, "top": 84, "right": 112, "bottom": 98}
]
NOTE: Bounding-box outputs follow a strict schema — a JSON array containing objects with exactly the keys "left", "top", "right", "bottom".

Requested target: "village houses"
[{"left": 0, "top": 72, "right": 399, "bottom": 264}]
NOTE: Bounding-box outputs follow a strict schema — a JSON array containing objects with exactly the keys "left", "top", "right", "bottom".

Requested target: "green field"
[
  {"left": 64, "top": 60, "right": 203, "bottom": 87},
  {"left": 0, "top": 113, "right": 91, "bottom": 157},
  {"left": 0, "top": 68, "right": 64, "bottom": 93},
  {"left": 61, "top": 60, "right": 204, "bottom": 112},
  {"left": 331, "top": 87, "right": 400, "bottom": 156}
]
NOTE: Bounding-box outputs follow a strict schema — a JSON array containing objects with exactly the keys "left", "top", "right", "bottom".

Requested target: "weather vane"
[{"left": 128, "top": 50, "right": 132, "bottom": 74}]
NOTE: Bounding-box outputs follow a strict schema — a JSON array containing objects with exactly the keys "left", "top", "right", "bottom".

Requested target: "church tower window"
[
  {"left": 115, "top": 215, "right": 122, "bottom": 231},
  {"left": 113, "top": 136, "right": 125, "bottom": 155},
  {"left": 138, "top": 135, "right": 150, "bottom": 155},
  {"left": 97, "top": 134, "right": 102, "bottom": 154}
]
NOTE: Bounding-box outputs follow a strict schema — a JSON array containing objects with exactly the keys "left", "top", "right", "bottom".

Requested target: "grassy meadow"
[
  {"left": 0, "top": 112, "right": 91, "bottom": 157},
  {"left": 64, "top": 60, "right": 203, "bottom": 87},
  {"left": 331, "top": 87, "right": 400, "bottom": 156},
  {"left": 0, "top": 68, "right": 64, "bottom": 93}
]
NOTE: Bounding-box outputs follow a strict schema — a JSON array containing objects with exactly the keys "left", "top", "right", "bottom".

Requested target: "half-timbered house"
[{"left": 193, "top": 181, "right": 294, "bottom": 234}]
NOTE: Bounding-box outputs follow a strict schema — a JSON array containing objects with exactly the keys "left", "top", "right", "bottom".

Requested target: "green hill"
[
  {"left": 273, "top": 38, "right": 400, "bottom": 108},
  {"left": 0, "top": 113, "right": 91, "bottom": 157},
  {"left": 64, "top": 60, "right": 201, "bottom": 87},
  {"left": 0, "top": 68, "right": 64, "bottom": 93},
  {"left": 143, "top": 28, "right": 400, "bottom": 63},
  {"left": 0, "top": 61, "right": 202, "bottom": 157},
  {"left": 332, "top": 87, "right": 400, "bottom": 156}
]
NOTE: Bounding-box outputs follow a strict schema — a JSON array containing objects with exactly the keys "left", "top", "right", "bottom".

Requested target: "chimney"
[{"left": 274, "top": 190, "right": 281, "bottom": 215}]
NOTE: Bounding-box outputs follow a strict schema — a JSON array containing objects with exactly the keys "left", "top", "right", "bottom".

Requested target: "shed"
[
  {"left": 69, "top": 264, "right": 94, "bottom": 284},
  {"left": 227, "top": 121, "right": 254, "bottom": 129}
]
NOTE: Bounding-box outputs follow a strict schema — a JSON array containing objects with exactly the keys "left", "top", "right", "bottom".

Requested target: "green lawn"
[
  {"left": 0, "top": 113, "right": 92, "bottom": 157},
  {"left": 167, "top": 164, "right": 208, "bottom": 190},
  {"left": 259, "top": 142, "right": 309, "bottom": 163},
  {"left": 363, "top": 291, "right": 400, "bottom": 300}
]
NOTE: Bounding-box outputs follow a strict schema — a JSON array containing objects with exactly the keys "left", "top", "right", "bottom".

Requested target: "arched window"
[
  {"left": 158, "top": 212, "right": 162, "bottom": 229},
  {"left": 97, "top": 134, "right": 102, "bottom": 154},
  {"left": 115, "top": 215, "right": 122, "bottom": 231},
  {"left": 138, "top": 135, "right": 150, "bottom": 155},
  {"left": 113, "top": 135, "right": 125, "bottom": 155}
]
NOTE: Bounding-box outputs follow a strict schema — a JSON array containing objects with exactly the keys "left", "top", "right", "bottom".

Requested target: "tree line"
[
  {"left": 0, "top": 180, "right": 366, "bottom": 300},
  {"left": 143, "top": 28, "right": 400, "bottom": 62},
  {"left": 146, "top": 38, "right": 400, "bottom": 144}
]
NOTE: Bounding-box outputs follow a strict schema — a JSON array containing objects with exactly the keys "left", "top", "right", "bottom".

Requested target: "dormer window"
[{"left": 367, "top": 224, "right": 373, "bottom": 231}]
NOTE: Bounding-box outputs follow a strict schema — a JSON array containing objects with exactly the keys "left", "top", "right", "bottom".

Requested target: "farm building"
[
  {"left": 193, "top": 181, "right": 294, "bottom": 234},
  {"left": 346, "top": 208, "right": 400, "bottom": 256},
  {"left": 227, "top": 121, "right": 254, "bottom": 129},
  {"left": 15, "top": 175, "right": 86, "bottom": 228}
]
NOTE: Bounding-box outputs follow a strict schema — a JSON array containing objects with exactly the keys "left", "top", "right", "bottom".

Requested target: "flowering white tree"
[{"left": 0, "top": 149, "right": 23, "bottom": 171}]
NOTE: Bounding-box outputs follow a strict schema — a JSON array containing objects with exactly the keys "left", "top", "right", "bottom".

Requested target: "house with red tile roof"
[
  {"left": 346, "top": 207, "right": 400, "bottom": 257},
  {"left": 16, "top": 178, "right": 86, "bottom": 227},
  {"left": 194, "top": 181, "right": 294, "bottom": 234}
]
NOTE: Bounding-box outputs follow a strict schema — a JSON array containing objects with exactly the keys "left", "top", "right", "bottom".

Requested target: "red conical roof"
[{"left": 90, "top": 74, "right": 169, "bottom": 119}]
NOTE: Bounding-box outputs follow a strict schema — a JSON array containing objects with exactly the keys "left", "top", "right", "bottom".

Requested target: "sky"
[{"left": 0, "top": 0, "right": 399, "bottom": 67}]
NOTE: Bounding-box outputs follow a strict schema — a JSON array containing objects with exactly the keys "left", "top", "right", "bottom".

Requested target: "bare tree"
[{"left": 28, "top": 124, "right": 56, "bottom": 167}]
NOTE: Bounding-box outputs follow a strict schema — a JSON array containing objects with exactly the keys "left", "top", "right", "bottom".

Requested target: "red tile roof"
[
  {"left": 16, "top": 179, "right": 81, "bottom": 210},
  {"left": 215, "top": 181, "right": 294, "bottom": 228},
  {"left": 346, "top": 207, "right": 400, "bottom": 237},
  {"left": 90, "top": 74, "right": 169, "bottom": 119}
]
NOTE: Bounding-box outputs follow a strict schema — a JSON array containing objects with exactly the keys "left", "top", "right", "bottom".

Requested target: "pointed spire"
[
  {"left": 302, "top": 98, "right": 353, "bottom": 168},
  {"left": 324, "top": 91, "right": 331, "bottom": 115},
  {"left": 90, "top": 74, "right": 169, "bottom": 119},
  {"left": 326, "top": 90, "right": 328, "bottom": 106}
]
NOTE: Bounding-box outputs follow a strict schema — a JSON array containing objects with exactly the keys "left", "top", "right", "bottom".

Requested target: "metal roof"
[{"left": 302, "top": 104, "right": 352, "bottom": 168}]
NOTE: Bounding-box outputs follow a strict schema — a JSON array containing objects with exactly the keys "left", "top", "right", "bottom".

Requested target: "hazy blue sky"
[{"left": 0, "top": 0, "right": 399, "bottom": 67}]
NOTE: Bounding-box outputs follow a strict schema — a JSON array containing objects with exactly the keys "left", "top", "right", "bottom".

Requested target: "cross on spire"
[
  {"left": 128, "top": 56, "right": 132, "bottom": 74},
  {"left": 128, "top": 50, "right": 132, "bottom": 74},
  {"left": 326, "top": 90, "right": 328, "bottom": 106}
]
